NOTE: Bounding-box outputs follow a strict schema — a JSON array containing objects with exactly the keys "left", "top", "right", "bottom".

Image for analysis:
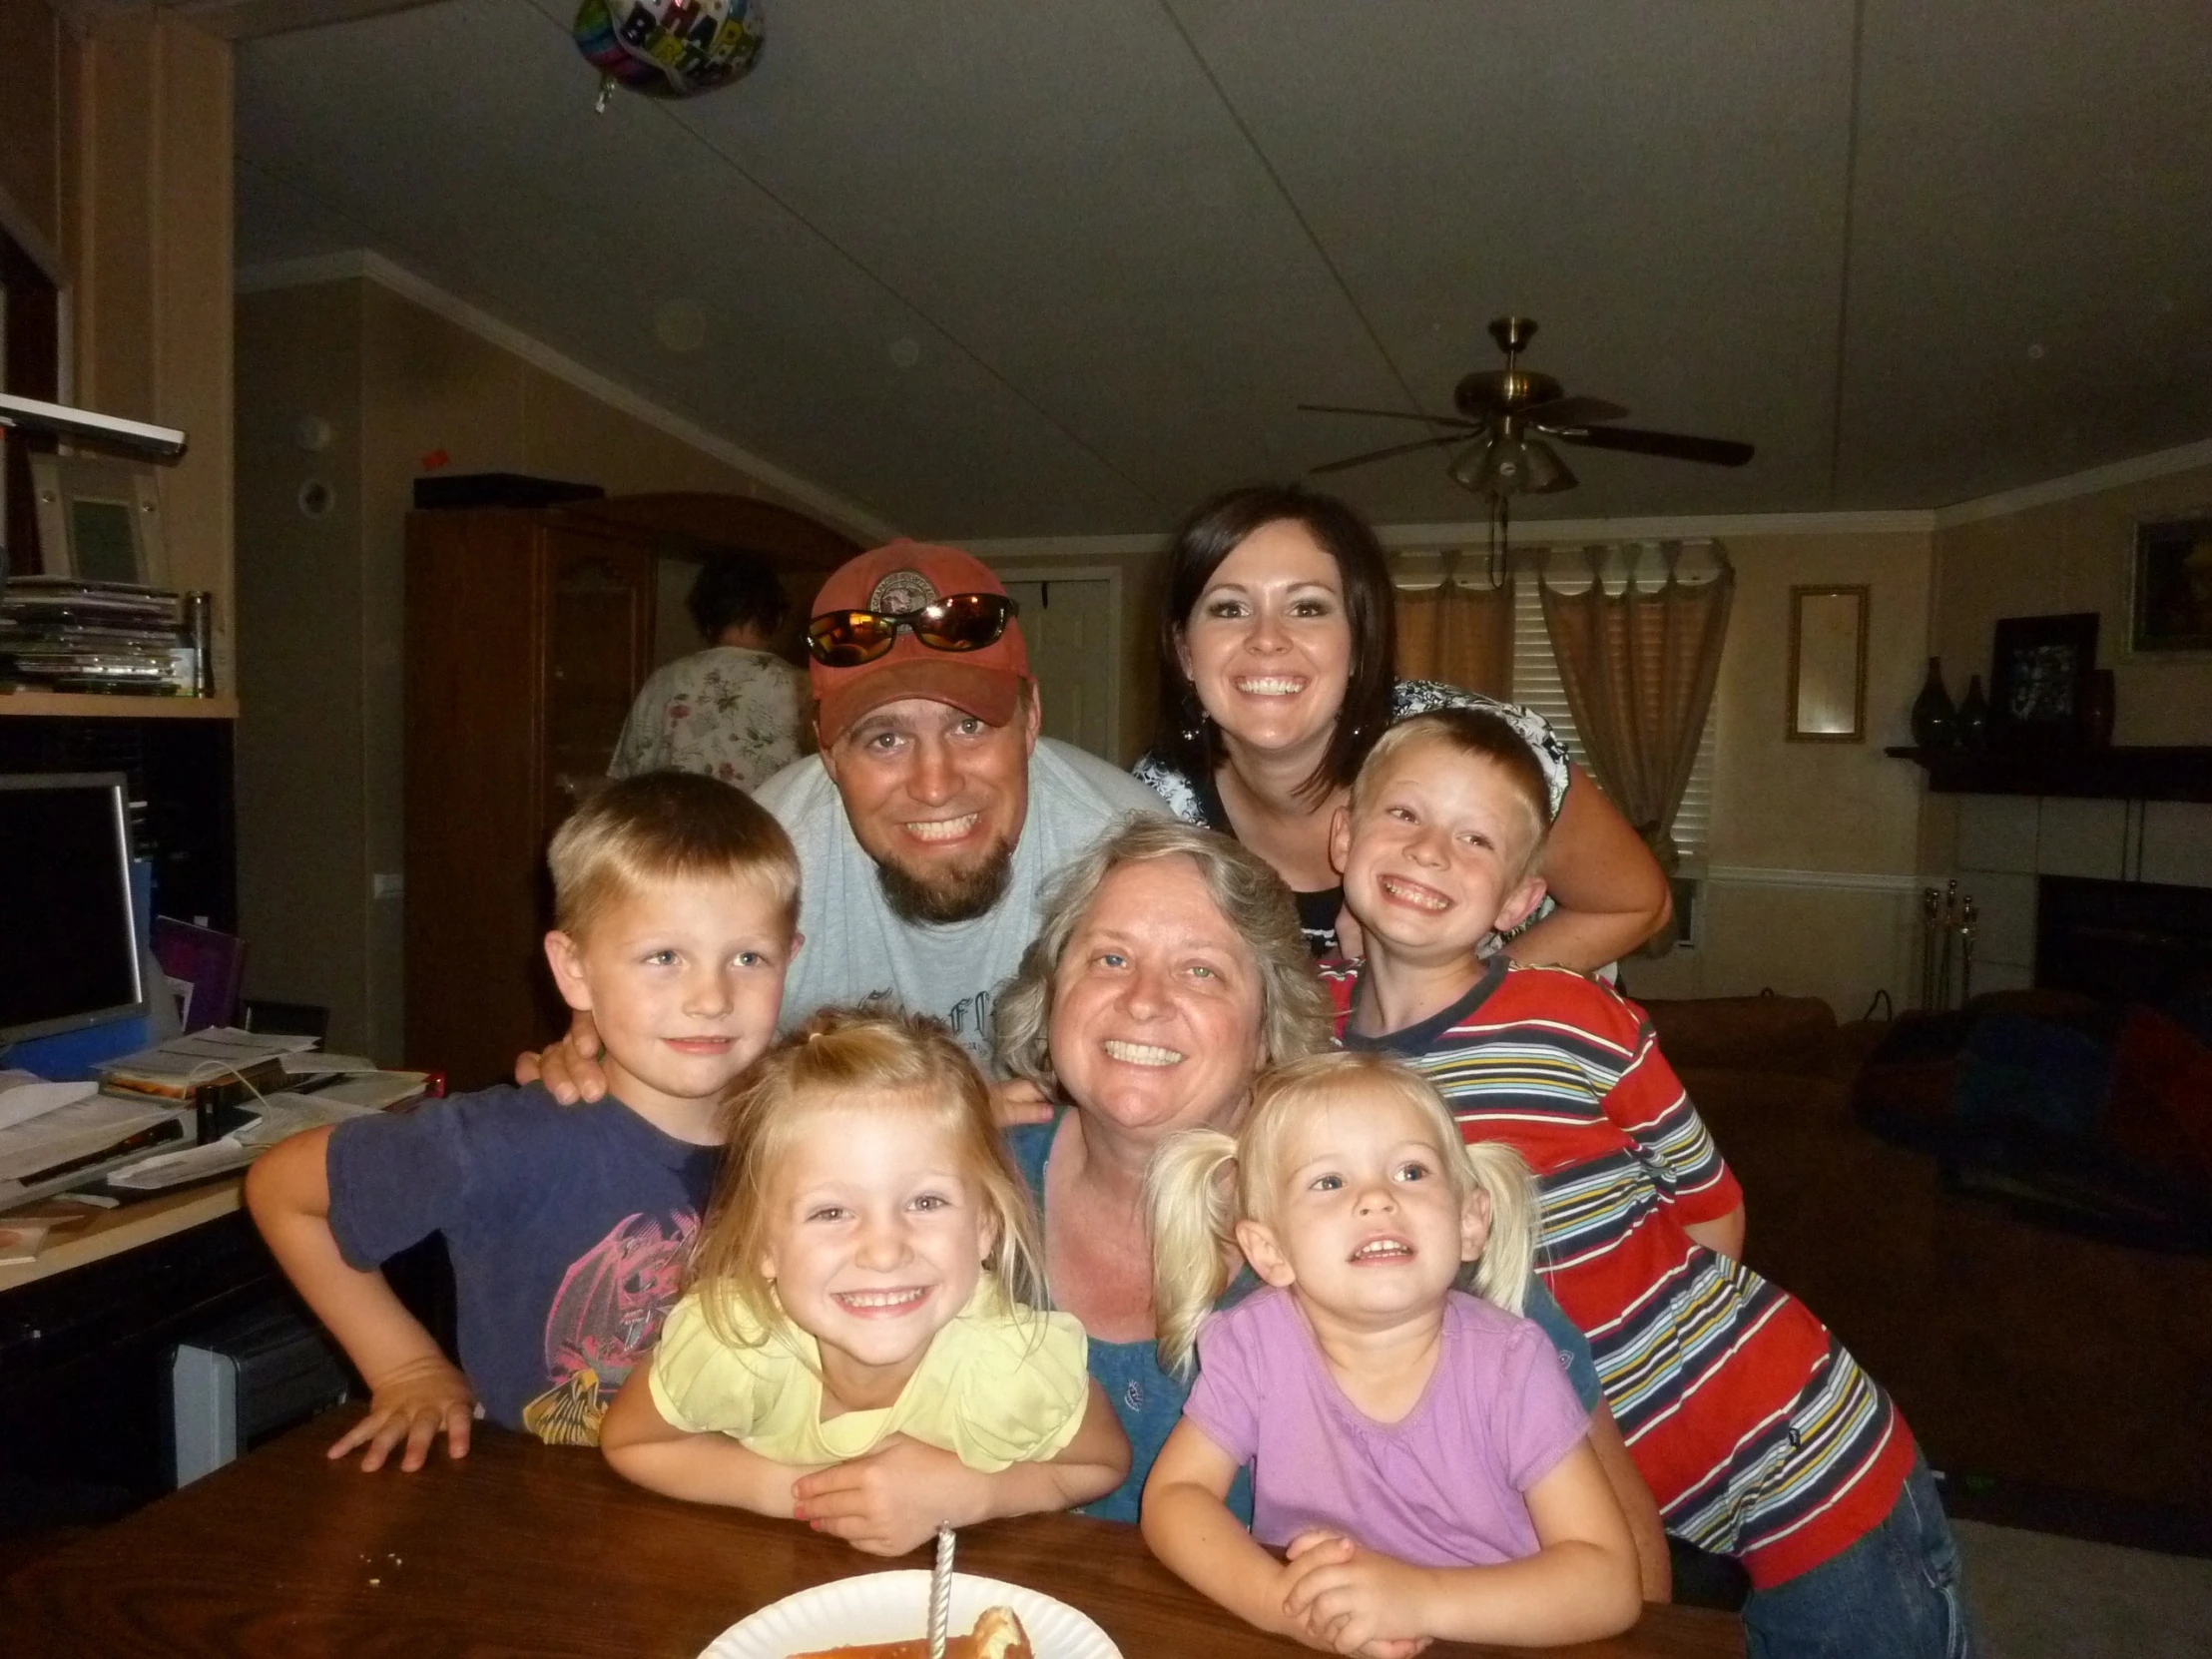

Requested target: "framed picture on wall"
[
  {"left": 1989, "top": 611, "right": 2097, "bottom": 746},
  {"left": 2130, "top": 512, "right": 2212, "bottom": 655}
]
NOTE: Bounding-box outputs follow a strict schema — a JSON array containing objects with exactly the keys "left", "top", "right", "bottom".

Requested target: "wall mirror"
[{"left": 1787, "top": 584, "right": 1869, "bottom": 742}]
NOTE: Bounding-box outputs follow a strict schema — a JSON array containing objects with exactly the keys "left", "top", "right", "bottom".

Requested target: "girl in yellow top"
[{"left": 602, "top": 1007, "right": 1130, "bottom": 1553}]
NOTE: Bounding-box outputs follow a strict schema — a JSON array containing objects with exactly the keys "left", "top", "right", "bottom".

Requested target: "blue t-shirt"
[
  {"left": 325, "top": 1083, "right": 718, "bottom": 1443},
  {"left": 1003, "top": 1116, "right": 1601, "bottom": 1524}
]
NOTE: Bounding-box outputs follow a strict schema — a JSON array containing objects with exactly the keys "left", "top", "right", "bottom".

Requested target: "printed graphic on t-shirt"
[
  {"left": 520, "top": 1209, "right": 699, "bottom": 1445},
  {"left": 858, "top": 985, "right": 996, "bottom": 1059}
]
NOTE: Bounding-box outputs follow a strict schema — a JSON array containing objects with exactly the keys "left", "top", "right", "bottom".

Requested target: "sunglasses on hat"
[{"left": 805, "top": 592, "right": 1019, "bottom": 668}]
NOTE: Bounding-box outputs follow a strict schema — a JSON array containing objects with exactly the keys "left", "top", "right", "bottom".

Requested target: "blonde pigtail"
[
  {"left": 1145, "top": 1127, "right": 1246, "bottom": 1380},
  {"left": 1460, "top": 1139, "right": 1539, "bottom": 1316}
]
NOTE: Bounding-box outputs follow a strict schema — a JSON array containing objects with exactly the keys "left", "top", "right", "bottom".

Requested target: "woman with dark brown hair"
[{"left": 1133, "top": 483, "right": 1670, "bottom": 963}]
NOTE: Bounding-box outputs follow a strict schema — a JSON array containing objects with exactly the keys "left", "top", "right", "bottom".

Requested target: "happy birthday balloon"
[{"left": 575, "top": 0, "right": 764, "bottom": 106}]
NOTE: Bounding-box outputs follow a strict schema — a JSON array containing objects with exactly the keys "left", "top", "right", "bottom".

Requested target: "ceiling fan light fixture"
[{"left": 1449, "top": 436, "right": 1576, "bottom": 497}]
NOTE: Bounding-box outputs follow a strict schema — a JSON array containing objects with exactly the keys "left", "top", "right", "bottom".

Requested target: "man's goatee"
[{"left": 875, "top": 839, "right": 1017, "bottom": 925}]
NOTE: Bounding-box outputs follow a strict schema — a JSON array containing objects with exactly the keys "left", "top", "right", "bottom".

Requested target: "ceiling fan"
[{"left": 1302, "top": 315, "right": 1755, "bottom": 507}]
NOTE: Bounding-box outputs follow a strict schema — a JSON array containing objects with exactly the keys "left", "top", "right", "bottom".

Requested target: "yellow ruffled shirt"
[{"left": 648, "top": 1283, "right": 1091, "bottom": 1471}]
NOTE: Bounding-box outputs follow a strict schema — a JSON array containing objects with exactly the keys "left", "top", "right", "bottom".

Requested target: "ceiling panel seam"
[
  {"left": 1154, "top": 0, "right": 1436, "bottom": 428},
  {"left": 501, "top": 3, "right": 1159, "bottom": 513},
  {"left": 1823, "top": 0, "right": 1868, "bottom": 509}
]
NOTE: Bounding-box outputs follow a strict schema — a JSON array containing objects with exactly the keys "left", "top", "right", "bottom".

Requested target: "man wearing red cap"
[
  {"left": 526, "top": 542, "right": 1162, "bottom": 1089},
  {"left": 750, "top": 542, "right": 1164, "bottom": 1062}
]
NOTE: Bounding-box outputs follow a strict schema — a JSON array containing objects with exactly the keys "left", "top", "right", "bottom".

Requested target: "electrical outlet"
[{"left": 370, "top": 872, "right": 404, "bottom": 901}]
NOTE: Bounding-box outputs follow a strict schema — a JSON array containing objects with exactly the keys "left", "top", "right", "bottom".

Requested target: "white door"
[{"left": 1000, "top": 574, "right": 1118, "bottom": 761}]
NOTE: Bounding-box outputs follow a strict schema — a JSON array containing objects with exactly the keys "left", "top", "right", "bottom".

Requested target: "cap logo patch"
[{"left": 867, "top": 569, "right": 939, "bottom": 616}]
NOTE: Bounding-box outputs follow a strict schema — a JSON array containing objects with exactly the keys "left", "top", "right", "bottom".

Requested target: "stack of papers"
[
  {"left": 104, "top": 1085, "right": 402, "bottom": 1192},
  {"left": 0, "top": 1093, "right": 190, "bottom": 1205},
  {"left": 2, "top": 1040, "right": 432, "bottom": 1205},
  {"left": 0, "top": 1072, "right": 100, "bottom": 1132}
]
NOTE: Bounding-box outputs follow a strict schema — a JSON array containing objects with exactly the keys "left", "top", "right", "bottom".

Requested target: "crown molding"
[
  {"left": 234, "top": 250, "right": 897, "bottom": 543},
  {"left": 959, "top": 509, "right": 1939, "bottom": 560},
  {"left": 1930, "top": 436, "right": 2212, "bottom": 529}
]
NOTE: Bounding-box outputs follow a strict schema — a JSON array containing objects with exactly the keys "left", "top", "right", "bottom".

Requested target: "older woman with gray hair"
[{"left": 991, "top": 818, "right": 1668, "bottom": 1598}]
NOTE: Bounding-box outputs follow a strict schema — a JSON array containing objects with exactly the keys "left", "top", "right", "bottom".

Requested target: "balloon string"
[{"left": 594, "top": 75, "right": 614, "bottom": 114}]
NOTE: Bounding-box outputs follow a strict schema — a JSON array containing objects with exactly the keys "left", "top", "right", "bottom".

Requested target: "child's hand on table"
[
  {"left": 1282, "top": 1530, "right": 1435, "bottom": 1659},
  {"left": 791, "top": 1436, "right": 988, "bottom": 1557},
  {"left": 329, "top": 1352, "right": 481, "bottom": 1472}
]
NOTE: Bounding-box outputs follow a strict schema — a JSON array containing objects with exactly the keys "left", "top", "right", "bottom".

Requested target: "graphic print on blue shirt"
[
  {"left": 521, "top": 1208, "right": 697, "bottom": 1443},
  {"left": 324, "top": 1083, "right": 717, "bottom": 1444}
]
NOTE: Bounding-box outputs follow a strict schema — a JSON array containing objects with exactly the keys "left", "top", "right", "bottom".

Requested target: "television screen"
[{"left": 0, "top": 773, "right": 146, "bottom": 1043}]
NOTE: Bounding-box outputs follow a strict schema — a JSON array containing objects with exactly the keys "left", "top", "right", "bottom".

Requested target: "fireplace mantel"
[{"left": 1886, "top": 746, "right": 2212, "bottom": 803}]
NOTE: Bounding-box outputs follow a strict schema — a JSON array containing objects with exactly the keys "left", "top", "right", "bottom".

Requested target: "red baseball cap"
[{"left": 809, "top": 541, "right": 1032, "bottom": 747}]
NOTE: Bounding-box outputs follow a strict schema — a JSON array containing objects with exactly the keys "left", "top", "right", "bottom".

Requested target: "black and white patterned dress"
[{"left": 1130, "top": 680, "right": 1571, "bottom": 955}]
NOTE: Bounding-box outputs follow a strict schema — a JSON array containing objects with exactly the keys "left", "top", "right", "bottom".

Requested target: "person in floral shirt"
[{"left": 609, "top": 552, "right": 810, "bottom": 792}]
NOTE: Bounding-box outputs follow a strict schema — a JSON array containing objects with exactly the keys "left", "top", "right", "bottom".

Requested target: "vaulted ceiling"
[{"left": 236, "top": 0, "right": 2212, "bottom": 538}]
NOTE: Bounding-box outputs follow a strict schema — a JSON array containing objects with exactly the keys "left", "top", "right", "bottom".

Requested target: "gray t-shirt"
[{"left": 755, "top": 738, "right": 1168, "bottom": 1066}]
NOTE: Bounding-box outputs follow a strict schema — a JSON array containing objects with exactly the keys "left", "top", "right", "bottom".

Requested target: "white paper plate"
[{"left": 700, "top": 1568, "right": 1121, "bottom": 1659}]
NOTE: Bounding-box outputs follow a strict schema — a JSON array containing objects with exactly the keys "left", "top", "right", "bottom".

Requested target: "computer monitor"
[{"left": 0, "top": 772, "right": 149, "bottom": 1046}]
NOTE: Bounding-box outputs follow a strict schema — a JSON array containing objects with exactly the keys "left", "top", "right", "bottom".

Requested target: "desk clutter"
[{"left": 0, "top": 1028, "right": 430, "bottom": 1220}]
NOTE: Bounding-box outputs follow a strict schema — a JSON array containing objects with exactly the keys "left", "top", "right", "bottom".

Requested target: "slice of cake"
[{"left": 792, "top": 1603, "right": 1033, "bottom": 1659}]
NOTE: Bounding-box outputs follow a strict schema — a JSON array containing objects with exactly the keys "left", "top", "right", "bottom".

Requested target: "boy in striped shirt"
[{"left": 1321, "top": 706, "right": 1976, "bottom": 1658}]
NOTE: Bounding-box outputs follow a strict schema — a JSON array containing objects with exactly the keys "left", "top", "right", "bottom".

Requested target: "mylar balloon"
[{"left": 575, "top": 0, "right": 765, "bottom": 106}]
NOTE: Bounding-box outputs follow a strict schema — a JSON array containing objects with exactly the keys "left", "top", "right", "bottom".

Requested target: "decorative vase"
[
  {"left": 2082, "top": 669, "right": 2116, "bottom": 747},
  {"left": 1910, "top": 658, "right": 1957, "bottom": 749},
  {"left": 1956, "top": 675, "right": 1990, "bottom": 750}
]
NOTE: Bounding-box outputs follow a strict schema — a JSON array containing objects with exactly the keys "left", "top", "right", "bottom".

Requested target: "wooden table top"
[{"left": 3, "top": 1414, "right": 1743, "bottom": 1658}]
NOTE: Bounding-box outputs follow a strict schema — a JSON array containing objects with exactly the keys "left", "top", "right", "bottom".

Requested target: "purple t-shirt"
[{"left": 1182, "top": 1287, "right": 1588, "bottom": 1567}]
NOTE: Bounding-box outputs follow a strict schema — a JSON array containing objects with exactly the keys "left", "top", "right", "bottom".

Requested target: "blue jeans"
[{"left": 1742, "top": 1457, "right": 1979, "bottom": 1659}]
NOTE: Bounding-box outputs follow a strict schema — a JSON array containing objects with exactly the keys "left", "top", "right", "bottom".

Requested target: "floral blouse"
[{"left": 607, "top": 646, "right": 809, "bottom": 792}]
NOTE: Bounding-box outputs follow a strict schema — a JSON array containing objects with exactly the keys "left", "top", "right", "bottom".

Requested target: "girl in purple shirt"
[{"left": 1140, "top": 1051, "right": 1641, "bottom": 1655}]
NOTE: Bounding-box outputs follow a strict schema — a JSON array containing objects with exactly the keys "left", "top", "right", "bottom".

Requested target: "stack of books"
[{"left": 0, "top": 576, "right": 196, "bottom": 695}]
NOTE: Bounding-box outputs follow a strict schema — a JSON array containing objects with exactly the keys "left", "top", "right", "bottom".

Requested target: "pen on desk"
[{"left": 18, "top": 1117, "right": 186, "bottom": 1186}]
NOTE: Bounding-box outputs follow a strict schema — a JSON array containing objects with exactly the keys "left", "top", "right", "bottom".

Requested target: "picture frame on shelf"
[
  {"left": 1989, "top": 611, "right": 2098, "bottom": 747},
  {"left": 2130, "top": 512, "right": 2212, "bottom": 655}
]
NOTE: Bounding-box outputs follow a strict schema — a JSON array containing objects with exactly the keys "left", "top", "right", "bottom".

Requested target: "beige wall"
[
  {"left": 1930, "top": 461, "right": 2212, "bottom": 748},
  {"left": 235, "top": 281, "right": 368, "bottom": 1043},
  {"left": 235, "top": 275, "right": 847, "bottom": 1059}
]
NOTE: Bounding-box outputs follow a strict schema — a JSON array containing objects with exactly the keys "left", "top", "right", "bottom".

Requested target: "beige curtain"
[
  {"left": 1394, "top": 554, "right": 1514, "bottom": 700},
  {"left": 1538, "top": 543, "right": 1732, "bottom": 946}
]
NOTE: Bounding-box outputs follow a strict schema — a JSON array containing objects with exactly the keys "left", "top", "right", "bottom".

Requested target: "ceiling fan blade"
[
  {"left": 1309, "top": 432, "right": 1469, "bottom": 475},
  {"left": 1522, "top": 394, "right": 1629, "bottom": 427},
  {"left": 1299, "top": 402, "right": 1482, "bottom": 430},
  {"left": 1551, "top": 424, "right": 1755, "bottom": 467}
]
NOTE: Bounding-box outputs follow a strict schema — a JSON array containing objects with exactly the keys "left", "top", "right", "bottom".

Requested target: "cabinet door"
[{"left": 538, "top": 528, "right": 656, "bottom": 834}]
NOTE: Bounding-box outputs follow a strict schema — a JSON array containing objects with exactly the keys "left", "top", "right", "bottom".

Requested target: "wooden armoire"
[{"left": 402, "top": 493, "right": 858, "bottom": 1089}]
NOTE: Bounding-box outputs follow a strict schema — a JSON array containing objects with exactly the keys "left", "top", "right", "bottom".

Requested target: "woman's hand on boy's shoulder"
[
  {"left": 328, "top": 1353, "right": 481, "bottom": 1473},
  {"left": 514, "top": 1011, "right": 610, "bottom": 1105}
]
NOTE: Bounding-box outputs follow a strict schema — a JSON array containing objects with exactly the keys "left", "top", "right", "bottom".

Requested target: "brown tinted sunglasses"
[{"left": 805, "top": 592, "right": 1019, "bottom": 667}]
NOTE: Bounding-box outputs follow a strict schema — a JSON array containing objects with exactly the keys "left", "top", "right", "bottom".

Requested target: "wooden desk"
[
  {"left": 3, "top": 1415, "right": 1743, "bottom": 1657},
  {"left": 0, "top": 1177, "right": 243, "bottom": 1294}
]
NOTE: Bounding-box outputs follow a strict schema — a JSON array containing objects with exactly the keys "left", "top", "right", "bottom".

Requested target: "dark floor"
[{"left": 1686, "top": 1061, "right": 2212, "bottom": 1554}]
